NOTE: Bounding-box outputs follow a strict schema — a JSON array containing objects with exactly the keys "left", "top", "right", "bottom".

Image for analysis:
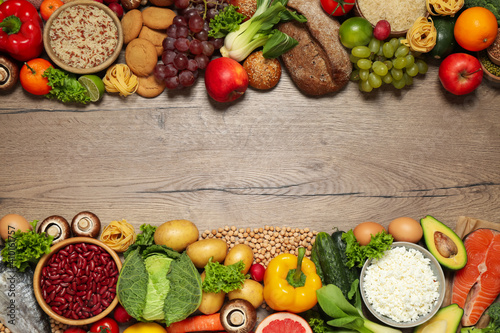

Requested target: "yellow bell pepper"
[
  {"left": 123, "top": 322, "right": 167, "bottom": 333},
  {"left": 263, "top": 247, "right": 322, "bottom": 313}
]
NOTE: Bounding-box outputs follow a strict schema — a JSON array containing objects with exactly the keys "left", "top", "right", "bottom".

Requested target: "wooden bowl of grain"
[
  {"left": 43, "top": 1, "right": 123, "bottom": 75},
  {"left": 354, "top": 0, "right": 429, "bottom": 38},
  {"left": 487, "top": 29, "right": 500, "bottom": 66}
]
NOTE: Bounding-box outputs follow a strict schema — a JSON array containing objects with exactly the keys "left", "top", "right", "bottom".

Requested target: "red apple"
[
  {"left": 204, "top": 57, "right": 249, "bottom": 103},
  {"left": 438, "top": 53, "right": 483, "bottom": 95}
]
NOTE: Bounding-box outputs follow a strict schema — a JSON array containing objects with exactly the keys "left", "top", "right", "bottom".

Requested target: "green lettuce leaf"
[
  {"left": 42, "top": 67, "right": 91, "bottom": 104},
  {"left": 0, "top": 223, "right": 53, "bottom": 272},
  {"left": 135, "top": 224, "right": 157, "bottom": 246},
  {"left": 202, "top": 259, "right": 248, "bottom": 293},
  {"left": 208, "top": 5, "right": 246, "bottom": 38},
  {"left": 342, "top": 230, "right": 393, "bottom": 268}
]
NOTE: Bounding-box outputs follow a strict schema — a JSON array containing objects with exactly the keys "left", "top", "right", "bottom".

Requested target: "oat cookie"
[
  {"left": 142, "top": 7, "right": 176, "bottom": 30},
  {"left": 125, "top": 38, "right": 158, "bottom": 77},
  {"left": 121, "top": 9, "right": 143, "bottom": 44},
  {"left": 139, "top": 26, "right": 167, "bottom": 57},
  {"left": 136, "top": 74, "right": 166, "bottom": 98}
]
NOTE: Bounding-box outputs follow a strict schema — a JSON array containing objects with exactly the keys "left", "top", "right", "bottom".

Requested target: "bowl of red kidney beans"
[{"left": 33, "top": 237, "right": 122, "bottom": 325}]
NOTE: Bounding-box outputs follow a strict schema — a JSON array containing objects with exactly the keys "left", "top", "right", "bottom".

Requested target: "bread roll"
[{"left": 243, "top": 51, "right": 282, "bottom": 90}]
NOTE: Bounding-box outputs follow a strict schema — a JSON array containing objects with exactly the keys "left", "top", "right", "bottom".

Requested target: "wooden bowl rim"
[
  {"left": 353, "top": 1, "right": 429, "bottom": 38},
  {"left": 43, "top": 0, "right": 123, "bottom": 75},
  {"left": 480, "top": 59, "right": 500, "bottom": 83},
  {"left": 487, "top": 46, "right": 500, "bottom": 66},
  {"left": 33, "top": 237, "right": 122, "bottom": 326}
]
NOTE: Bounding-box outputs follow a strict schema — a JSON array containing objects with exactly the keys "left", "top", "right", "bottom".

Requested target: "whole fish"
[{"left": 0, "top": 249, "right": 52, "bottom": 333}]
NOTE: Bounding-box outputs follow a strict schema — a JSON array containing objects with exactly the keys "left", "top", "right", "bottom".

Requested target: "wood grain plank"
[{"left": 0, "top": 62, "right": 499, "bottom": 235}]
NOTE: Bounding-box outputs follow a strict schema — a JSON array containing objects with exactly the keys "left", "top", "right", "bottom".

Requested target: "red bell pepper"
[{"left": 0, "top": 0, "right": 43, "bottom": 61}]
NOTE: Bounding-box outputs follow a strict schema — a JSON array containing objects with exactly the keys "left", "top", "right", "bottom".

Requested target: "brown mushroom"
[
  {"left": 220, "top": 299, "right": 257, "bottom": 333},
  {"left": 120, "top": 0, "right": 141, "bottom": 10},
  {"left": 38, "top": 215, "right": 71, "bottom": 244},
  {"left": 71, "top": 211, "right": 101, "bottom": 238},
  {"left": 0, "top": 55, "right": 19, "bottom": 92}
]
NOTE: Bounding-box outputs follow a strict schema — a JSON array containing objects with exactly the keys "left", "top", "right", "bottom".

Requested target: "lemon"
[{"left": 78, "top": 74, "right": 105, "bottom": 102}]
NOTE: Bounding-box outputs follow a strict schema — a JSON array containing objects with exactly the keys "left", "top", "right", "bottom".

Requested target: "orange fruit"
[
  {"left": 40, "top": 0, "right": 64, "bottom": 21},
  {"left": 454, "top": 7, "right": 498, "bottom": 51},
  {"left": 20, "top": 58, "right": 53, "bottom": 95}
]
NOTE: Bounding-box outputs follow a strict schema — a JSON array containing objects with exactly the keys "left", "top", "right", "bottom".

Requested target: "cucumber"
[
  {"left": 428, "top": 16, "right": 456, "bottom": 59},
  {"left": 310, "top": 242, "right": 324, "bottom": 283},
  {"left": 312, "top": 231, "right": 358, "bottom": 299}
]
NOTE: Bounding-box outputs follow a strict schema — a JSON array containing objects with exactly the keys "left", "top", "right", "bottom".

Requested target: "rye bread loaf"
[{"left": 279, "top": 0, "right": 351, "bottom": 96}]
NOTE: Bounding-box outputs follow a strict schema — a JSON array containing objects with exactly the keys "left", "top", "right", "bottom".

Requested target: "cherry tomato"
[
  {"left": 320, "top": 0, "right": 355, "bottom": 16},
  {"left": 89, "top": 318, "right": 120, "bottom": 333},
  {"left": 64, "top": 328, "right": 86, "bottom": 333}
]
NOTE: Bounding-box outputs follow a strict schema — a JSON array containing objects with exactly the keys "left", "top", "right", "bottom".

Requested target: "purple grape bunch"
[{"left": 154, "top": 0, "right": 228, "bottom": 89}]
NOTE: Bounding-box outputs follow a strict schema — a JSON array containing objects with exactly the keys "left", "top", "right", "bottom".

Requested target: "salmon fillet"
[{"left": 451, "top": 228, "right": 500, "bottom": 326}]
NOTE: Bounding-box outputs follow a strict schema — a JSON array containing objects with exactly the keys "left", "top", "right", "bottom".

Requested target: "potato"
[
  {"left": 224, "top": 244, "right": 253, "bottom": 274},
  {"left": 198, "top": 271, "right": 226, "bottom": 315},
  {"left": 186, "top": 238, "right": 228, "bottom": 269},
  {"left": 227, "top": 279, "right": 264, "bottom": 308},
  {"left": 154, "top": 219, "right": 199, "bottom": 252}
]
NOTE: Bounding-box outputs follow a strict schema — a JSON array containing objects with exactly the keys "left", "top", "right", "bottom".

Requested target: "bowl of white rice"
[
  {"left": 359, "top": 242, "right": 445, "bottom": 328},
  {"left": 354, "top": 0, "right": 428, "bottom": 38}
]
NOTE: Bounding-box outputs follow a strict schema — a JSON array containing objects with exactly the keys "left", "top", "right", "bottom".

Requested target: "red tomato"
[
  {"left": 89, "top": 318, "right": 120, "bottom": 333},
  {"left": 64, "top": 328, "right": 86, "bottom": 333},
  {"left": 320, "top": 0, "right": 355, "bottom": 16}
]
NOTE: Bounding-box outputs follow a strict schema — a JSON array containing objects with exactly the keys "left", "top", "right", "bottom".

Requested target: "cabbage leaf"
[
  {"left": 117, "top": 244, "right": 202, "bottom": 324},
  {"left": 164, "top": 251, "right": 203, "bottom": 326},
  {"left": 116, "top": 246, "right": 149, "bottom": 320},
  {"left": 142, "top": 254, "right": 173, "bottom": 321}
]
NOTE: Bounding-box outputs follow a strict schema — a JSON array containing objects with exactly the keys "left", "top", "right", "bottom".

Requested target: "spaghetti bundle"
[
  {"left": 402, "top": 17, "right": 437, "bottom": 53},
  {"left": 426, "top": 0, "right": 464, "bottom": 16},
  {"left": 103, "top": 64, "right": 139, "bottom": 97},
  {"left": 100, "top": 219, "right": 137, "bottom": 252}
]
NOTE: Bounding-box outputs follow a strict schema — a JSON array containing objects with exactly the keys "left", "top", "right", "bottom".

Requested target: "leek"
[{"left": 219, "top": 0, "right": 306, "bottom": 62}]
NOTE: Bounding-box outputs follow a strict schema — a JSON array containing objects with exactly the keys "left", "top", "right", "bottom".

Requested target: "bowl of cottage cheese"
[{"left": 360, "top": 242, "right": 446, "bottom": 328}]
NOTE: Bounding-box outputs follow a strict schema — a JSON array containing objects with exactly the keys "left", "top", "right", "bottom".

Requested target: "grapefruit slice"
[{"left": 255, "top": 312, "right": 313, "bottom": 333}]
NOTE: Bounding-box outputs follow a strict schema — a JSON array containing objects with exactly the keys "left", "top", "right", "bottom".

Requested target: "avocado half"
[
  {"left": 421, "top": 215, "right": 467, "bottom": 270},
  {"left": 414, "top": 304, "right": 464, "bottom": 333}
]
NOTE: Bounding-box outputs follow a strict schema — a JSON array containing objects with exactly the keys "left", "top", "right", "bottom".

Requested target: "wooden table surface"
[{"left": 1, "top": 57, "right": 499, "bottom": 234}]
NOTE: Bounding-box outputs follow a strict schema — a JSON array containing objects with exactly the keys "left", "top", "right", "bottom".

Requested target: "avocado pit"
[{"left": 434, "top": 231, "right": 458, "bottom": 258}]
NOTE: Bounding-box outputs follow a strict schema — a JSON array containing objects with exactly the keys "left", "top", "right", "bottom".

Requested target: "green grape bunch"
[{"left": 349, "top": 37, "right": 429, "bottom": 92}]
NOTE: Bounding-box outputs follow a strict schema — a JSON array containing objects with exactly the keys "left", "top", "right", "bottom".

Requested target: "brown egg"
[
  {"left": 353, "top": 221, "right": 386, "bottom": 246},
  {"left": 0, "top": 214, "right": 32, "bottom": 240},
  {"left": 388, "top": 217, "right": 423, "bottom": 243}
]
